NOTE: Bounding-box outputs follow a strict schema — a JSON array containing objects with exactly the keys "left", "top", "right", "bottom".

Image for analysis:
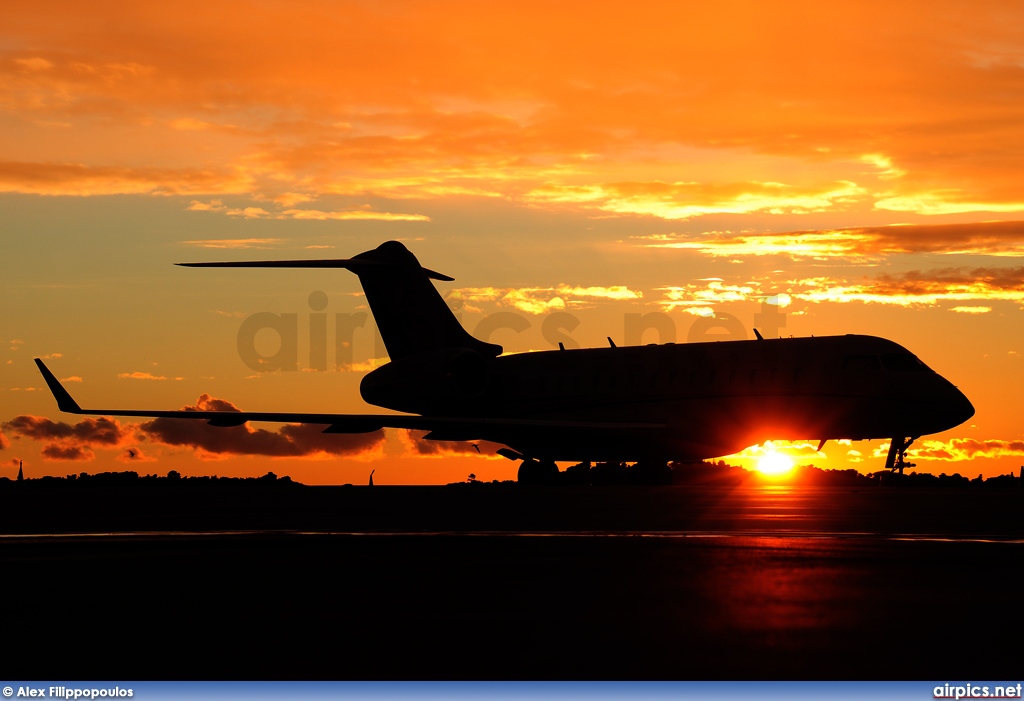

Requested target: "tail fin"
[
  {"left": 348, "top": 241, "right": 501, "bottom": 359},
  {"left": 179, "top": 241, "right": 501, "bottom": 360}
]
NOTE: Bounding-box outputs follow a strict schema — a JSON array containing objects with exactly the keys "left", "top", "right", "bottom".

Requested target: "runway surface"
[{"left": 1, "top": 484, "right": 1021, "bottom": 679}]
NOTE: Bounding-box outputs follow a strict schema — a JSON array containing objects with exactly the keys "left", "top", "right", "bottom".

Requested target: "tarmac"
[{"left": 1, "top": 483, "right": 1021, "bottom": 679}]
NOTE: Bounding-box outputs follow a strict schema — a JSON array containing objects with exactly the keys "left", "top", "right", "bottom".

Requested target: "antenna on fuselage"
[{"left": 607, "top": 337, "right": 616, "bottom": 348}]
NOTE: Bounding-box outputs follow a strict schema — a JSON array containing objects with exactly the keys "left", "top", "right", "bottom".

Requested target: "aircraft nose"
[
  {"left": 935, "top": 380, "right": 974, "bottom": 432},
  {"left": 951, "top": 386, "right": 975, "bottom": 426}
]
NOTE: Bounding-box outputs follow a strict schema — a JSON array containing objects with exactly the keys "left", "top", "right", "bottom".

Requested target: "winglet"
[{"left": 34, "top": 359, "right": 83, "bottom": 413}]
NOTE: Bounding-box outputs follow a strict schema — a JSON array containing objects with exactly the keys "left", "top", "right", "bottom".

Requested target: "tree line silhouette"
[
  {"left": 0, "top": 469, "right": 298, "bottom": 490},
  {"left": 1, "top": 462, "right": 1020, "bottom": 490},
  {"left": 458, "top": 460, "right": 1024, "bottom": 488}
]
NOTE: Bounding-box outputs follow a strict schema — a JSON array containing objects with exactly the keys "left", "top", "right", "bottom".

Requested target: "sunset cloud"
[
  {"left": 118, "top": 371, "right": 167, "bottom": 380},
  {"left": 652, "top": 266, "right": 1024, "bottom": 313},
  {"left": 14, "top": 57, "right": 55, "bottom": 72},
  {"left": 791, "top": 267, "right": 1024, "bottom": 307},
  {"left": 399, "top": 430, "right": 505, "bottom": 459},
  {"left": 0, "top": 162, "right": 254, "bottom": 196},
  {"left": 638, "top": 229, "right": 879, "bottom": 260},
  {"left": 499, "top": 290, "right": 566, "bottom": 315},
  {"left": 186, "top": 200, "right": 429, "bottom": 222},
  {"left": 448, "top": 284, "right": 642, "bottom": 315},
  {"left": 139, "top": 394, "right": 385, "bottom": 459},
  {"left": 875, "top": 195, "right": 1024, "bottom": 217},
  {"left": 859, "top": 154, "right": 905, "bottom": 180},
  {"left": 907, "top": 438, "right": 1024, "bottom": 462},
  {"left": 658, "top": 280, "right": 761, "bottom": 312},
  {"left": 280, "top": 208, "right": 429, "bottom": 222},
  {"left": 558, "top": 285, "right": 641, "bottom": 301},
  {"left": 3, "top": 3, "right": 1024, "bottom": 215},
  {"left": 180, "top": 235, "right": 284, "bottom": 249},
  {"left": 634, "top": 221, "right": 1024, "bottom": 260},
  {"left": 527, "top": 180, "right": 867, "bottom": 220}
]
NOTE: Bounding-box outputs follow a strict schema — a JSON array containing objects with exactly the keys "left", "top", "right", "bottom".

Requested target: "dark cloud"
[
  {"left": 41, "top": 444, "right": 94, "bottom": 461},
  {"left": 2, "top": 415, "right": 134, "bottom": 462},
  {"left": 2, "top": 415, "right": 131, "bottom": 446},
  {"left": 866, "top": 267, "right": 1024, "bottom": 295},
  {"left": 786, "top": 265, "right": 1024, "bottom": 308},
  {"left": 140, "top": 395, "right": 385, "bottom": 458},
  {"left": 638, "top": 221, "right": 1024, "bottom": 259},
  {"left": 866, "top": 221, "right": 1024, "bottom": 255},
  {"left": 0, "top": 431, "right": 8, "bottom": 451},
  {"left": 3, "top": 393, "right": 386, "bottom": 461}
]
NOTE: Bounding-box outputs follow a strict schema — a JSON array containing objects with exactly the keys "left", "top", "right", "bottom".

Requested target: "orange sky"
[{"left": 3, "top": 1, "right": 1024, "bottom": 483}]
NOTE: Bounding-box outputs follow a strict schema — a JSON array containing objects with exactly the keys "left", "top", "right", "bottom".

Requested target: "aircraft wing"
[{"left": 34, "top": 359, "right": 663, "bottom": 435}]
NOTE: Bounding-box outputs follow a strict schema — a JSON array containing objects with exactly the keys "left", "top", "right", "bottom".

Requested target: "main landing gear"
[
  {"left": 497, "top": 448, "right": 561, "bottom": 484},
  {"left": 884, "top": 436, "right": 918, "bottom": 474},
  {"left": 516, "top": 458, "right": 560, "bottom": 485}
]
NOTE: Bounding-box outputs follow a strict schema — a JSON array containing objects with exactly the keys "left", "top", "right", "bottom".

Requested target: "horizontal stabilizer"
[{"left": 176, "top": 258, "right": 454, "bottom": 281}]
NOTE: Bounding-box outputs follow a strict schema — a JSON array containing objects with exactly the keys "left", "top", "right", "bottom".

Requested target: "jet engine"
[
  {"left": 360, "top": 347, "right": 490, "bottom": 413},
  {"left": 443, "top": 348, "right": 489, "bottom": 397}
]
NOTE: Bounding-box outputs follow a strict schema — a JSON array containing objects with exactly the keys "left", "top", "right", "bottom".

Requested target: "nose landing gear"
[{"left": 884, "top": 436, "right": 918, "bottom": 474}]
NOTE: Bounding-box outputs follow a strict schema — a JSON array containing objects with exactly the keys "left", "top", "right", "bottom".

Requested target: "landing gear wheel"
[
  {"left": 537, "top": 459, "right": 559, "bottom": 483},
  {"left": 518, "top": 458, "right": 542, "bottom": 484},
  {"left": 517, "top": 458, "right": 560, "bottom": 484}
]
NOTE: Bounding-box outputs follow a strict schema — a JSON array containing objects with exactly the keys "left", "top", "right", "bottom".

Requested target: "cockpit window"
[
  {"left": 842, "top": 354, "right": 881, "bottom": 371},
  {"left": 881, "top": 353, "right": 929, "bottom": 372}
]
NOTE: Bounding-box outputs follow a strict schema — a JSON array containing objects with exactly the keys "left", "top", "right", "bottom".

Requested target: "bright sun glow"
[{"left": 756, "top": 451, "right": 795, "bottom": 476}]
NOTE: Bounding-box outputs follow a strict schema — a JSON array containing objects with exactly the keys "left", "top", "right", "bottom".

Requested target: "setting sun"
[{"left": 756, "top": 451, "right": 795, "bottom": 477}]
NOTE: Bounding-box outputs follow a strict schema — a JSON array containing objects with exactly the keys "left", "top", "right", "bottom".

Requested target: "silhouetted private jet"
[{"left": 35, "top": 241, "right": 974, "bottom": 478}]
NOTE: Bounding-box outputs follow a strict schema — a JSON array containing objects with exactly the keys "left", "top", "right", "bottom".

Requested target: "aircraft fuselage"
[{"left": 361, "top": 334, "right": 975, "bottom": 462}]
